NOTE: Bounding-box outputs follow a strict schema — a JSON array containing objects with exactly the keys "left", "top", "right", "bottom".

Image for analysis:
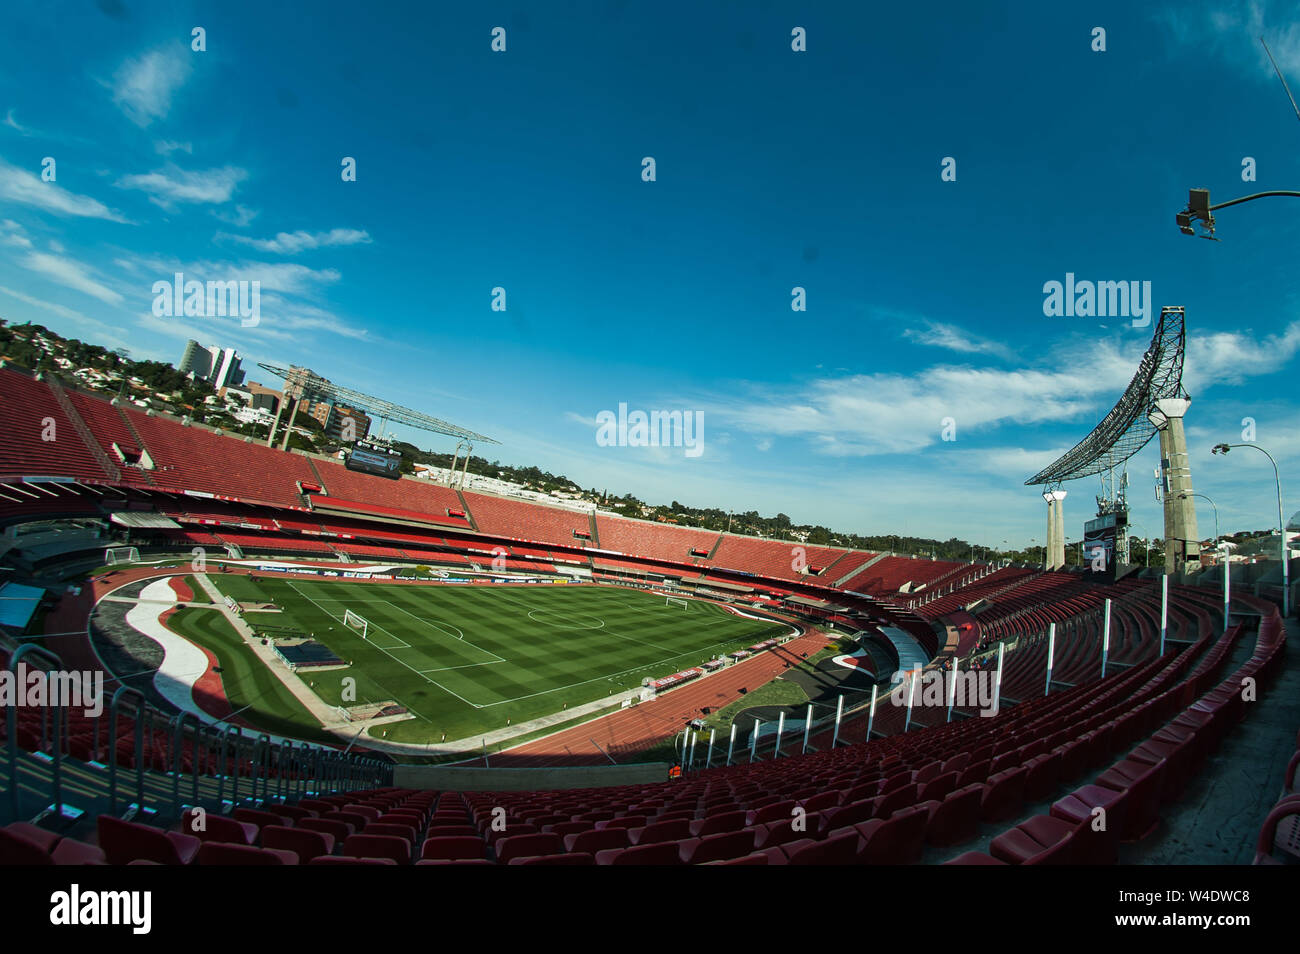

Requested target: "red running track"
[{"left": 483, "top": 628, "right": 834, "bottom": 767}]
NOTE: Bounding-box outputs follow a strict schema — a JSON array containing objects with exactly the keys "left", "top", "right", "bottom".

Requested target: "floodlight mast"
[
  {"left": 1026, "top": 307, "right": 1191, "bottom": 576},
  {"left": 256, "top": 362, "right": 497, "bottom": 449}
]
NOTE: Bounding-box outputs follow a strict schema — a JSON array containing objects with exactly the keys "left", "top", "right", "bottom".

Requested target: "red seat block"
[
  {"left": 343, "top": 833, "right": 411, "bottom": 864},
  {"left": 198, "top": 842, "right": 299, "bottom": 865},
  {"left": 97, "top": 816, "right": 201, "bottom": 866},
  {"left": 262, "top": 825, "right": 335, "bottom": 863}
]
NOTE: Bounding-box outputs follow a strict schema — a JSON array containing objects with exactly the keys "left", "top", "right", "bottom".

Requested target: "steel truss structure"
[
  {"left": 1025, "top": 307, "right": 1187, "bottom": 487},
  {"left": 257, "top": 362, "right": 497, "bottom": 445}
]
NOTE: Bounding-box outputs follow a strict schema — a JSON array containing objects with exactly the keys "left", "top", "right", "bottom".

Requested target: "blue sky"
[{"left": 1, "top": 0, "right": 1298, "bottom": 549}]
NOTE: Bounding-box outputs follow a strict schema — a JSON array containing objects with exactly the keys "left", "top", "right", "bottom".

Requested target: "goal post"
[
  {"left": 342, "top": 608, "right": 370, "bottom": 639},
  {"left": 105, "top": 546, "right": 140, "bottom": 565},
  {"left": 665, "top": 596, "right": 689, "bottom": 610}
]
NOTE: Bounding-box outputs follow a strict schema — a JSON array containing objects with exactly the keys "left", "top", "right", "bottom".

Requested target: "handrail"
[
  {"left": 170, "top": 711, "right": 201, "bottom": 814},
  {"left": 6, "top": 644, "right": 69, "bottom": 821},
  {"left": 107, "top": 685, "right": 149, "bottom": 817},
  {"left": 219, "top": 724, "right": 243, "bottom": 806}
]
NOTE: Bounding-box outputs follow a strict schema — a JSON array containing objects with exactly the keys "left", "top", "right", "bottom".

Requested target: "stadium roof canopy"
[
  {"left": 1025, "top": 306, "right": 1187, "bottom": 486},
  {"left": 257, "top": 363, "right": 497, "bottom": 444}
]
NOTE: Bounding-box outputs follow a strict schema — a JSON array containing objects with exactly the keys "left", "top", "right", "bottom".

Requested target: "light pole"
[
  {"left": 1212, "top": 443, "right": 1288, "bottom": 617},
  {"left": 1178, "top": 492, "right": 1219, "bottom": 548},
  {"left": 1181, "top": 490, "right": 1228, "bottom": 630}
]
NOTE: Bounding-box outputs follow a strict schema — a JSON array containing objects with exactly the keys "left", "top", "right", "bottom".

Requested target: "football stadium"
[{"left": 0, "top": 0, "right": 1297, "bottom": 936}]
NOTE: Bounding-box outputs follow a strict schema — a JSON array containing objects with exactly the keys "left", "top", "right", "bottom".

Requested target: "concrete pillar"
[
  {"left": 1042, "top": 490, "right": 1067, "bottom": 569},
  {"left": 1152, "top": 398, "right": 1199, "bottom": 575},
  {"left": 1051, "top": 490, "right": 1067, "bottom": 570},
  {"left": 1043, "top": 492, "right": 1057, "bottom": 569}
]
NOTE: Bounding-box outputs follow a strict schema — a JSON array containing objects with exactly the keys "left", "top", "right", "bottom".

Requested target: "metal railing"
[{"left": 5, "top": 641, "right": 393, "bottom": 825}]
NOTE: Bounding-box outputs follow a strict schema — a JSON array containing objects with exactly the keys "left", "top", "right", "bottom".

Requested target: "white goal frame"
[
  {"left": 342, "top": 608, "right": 370, "bottom": 639},
  {"left": 665, "top": 596, "right": 690, "bottom": 610},
  {"left": 105, "top": 546, "right": 140, "bottom": 565}
]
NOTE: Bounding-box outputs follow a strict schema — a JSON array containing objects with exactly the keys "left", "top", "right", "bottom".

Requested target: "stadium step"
[
  {"left": 43, "top": 375, "right": 123, "bottom": 483},
  {"left": 455, "top": 489, "right": 480, "bottom": 532},
  {"left": 835, "top": 551, "right": 888, "bottom": 588},
  {"left": 705, "top": 532, "right": 724, "bottom": 560}
]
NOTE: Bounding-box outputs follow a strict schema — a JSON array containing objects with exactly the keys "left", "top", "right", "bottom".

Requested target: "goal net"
[
  {"left": 105, "top": 546, "right": 140, "bottom": 565},
  {"left": 342, "top": 608, "right": 370, "bottom": 639},
  {"left": 665, "top": 596, "right": 689, "bottom": 610}
]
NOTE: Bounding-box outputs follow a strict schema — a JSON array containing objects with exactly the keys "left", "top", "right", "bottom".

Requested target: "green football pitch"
[{"left": 204, "top": 575, "right": 792, "bottom": 744}]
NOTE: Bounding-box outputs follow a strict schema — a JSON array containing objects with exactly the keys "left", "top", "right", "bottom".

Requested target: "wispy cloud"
[
  {"left": 218, "top": 227, "right": 372, "bottom": 254},
  {"left": 256, "top": 293, "right": 369, "bottom": 339},
  {"left": 128, "top": 253, "right": 341, "bottom": 298},
  {"left": 154, "top": 139, "right": 192, "bottom": 156},
  {"left": 901, "top": 319, "right": 1012, "bottom": 358},
  {"left": 108, "top": 47, "right": 192, "bottom": 127},
  {"left": 1158, "top": 2, "right": 1300, "bottom": 76},
  {"left": 2, "top": 109, "right": 32, "bottom": 135},
  {"left": 116, "top": 164, "right": 247, "bottom": 208},
  {"left": 212, "top": 204, "right": 259, "bottom": 228},
  {"left": 0, "top": 284, "right": 94, "bottom": 323},
  {"left": 0, "top": 158, "right": 128, "bottom": 221},
  {"left": 0, "top": 219, "right": 32, "bottom": 248},
  {"left": 22, "top": 251, "right": 124, "bottom": 305},
  {"left": 1184, "top": 320, "right": 1300, "bottom": 389},
  {"left": 707, "top": 320, "right": 1297, "bottom": 459}
]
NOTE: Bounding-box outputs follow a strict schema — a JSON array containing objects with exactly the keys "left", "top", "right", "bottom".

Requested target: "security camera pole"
[{"left": 1175, "top": 40, "right": 1300, "bottom": 239}]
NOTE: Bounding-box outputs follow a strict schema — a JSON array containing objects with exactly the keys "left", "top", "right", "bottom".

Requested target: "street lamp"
[
  {"left": 1178, "top": 492, "right": 1220, "bottom": 548},
  {"left": 1212, "top": 443, "right": 1288, "bottom": 617},
  {"left": 1181, "top": 490, "right": 1229, "bottom": 630}
]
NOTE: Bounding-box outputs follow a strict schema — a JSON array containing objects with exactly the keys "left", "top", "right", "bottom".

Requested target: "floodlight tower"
[{"left": 1026, "top": 307, "right": 1188, "bottom": 579}]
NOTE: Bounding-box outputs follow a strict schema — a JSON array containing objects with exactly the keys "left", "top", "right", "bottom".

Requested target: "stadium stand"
[{"left": 0, "top": 365, "right": 1294, "bottom": 869}]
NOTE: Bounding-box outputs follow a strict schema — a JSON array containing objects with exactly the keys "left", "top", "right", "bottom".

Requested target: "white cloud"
[
  {"left": 1159, "top": 2, "right": 1300, "bottom": 77},
  {"left": 109, "top": 48, "right": 192, "bottom": 127},
  {"left": 22, "top": 251, "right": 123, "bottom": 305},
  {"left": 0, "top": 284, "right": 94, "bottom": 323},
  {"left": 116, "top": 165, "right": 247, "bottom": 208},
  {"left": 564, "top": 411, "right": 601, "bottom": 430},
  {"left": 255, "top": 293, "right": 368, "bottom": 339},
  {"left": 902, "top": 319, "right": 1012, "bottom": 358},
  {"left": 3, "top": 110, "right": 30, "bottom": 134},
  {"left": 154, "top": 140, "right": 192, "bottom": 156},
  {"left": 212, "top": 204, "right": 259, "bottom": 228},
  {"left": 1184, "top": 321, "right": 1300, "bottom": 389},
  {"left": 710, "top": 321, "right": 1288, "bottom": 458},
  {"left": 0, "top": 158, "right": 127, "bottom": 221},
  {"left": 0, "top": 219, "right": 32, "bottom": 248},
  {"left": 217, "top": 228, "right": 373, "bottom": 254}
]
